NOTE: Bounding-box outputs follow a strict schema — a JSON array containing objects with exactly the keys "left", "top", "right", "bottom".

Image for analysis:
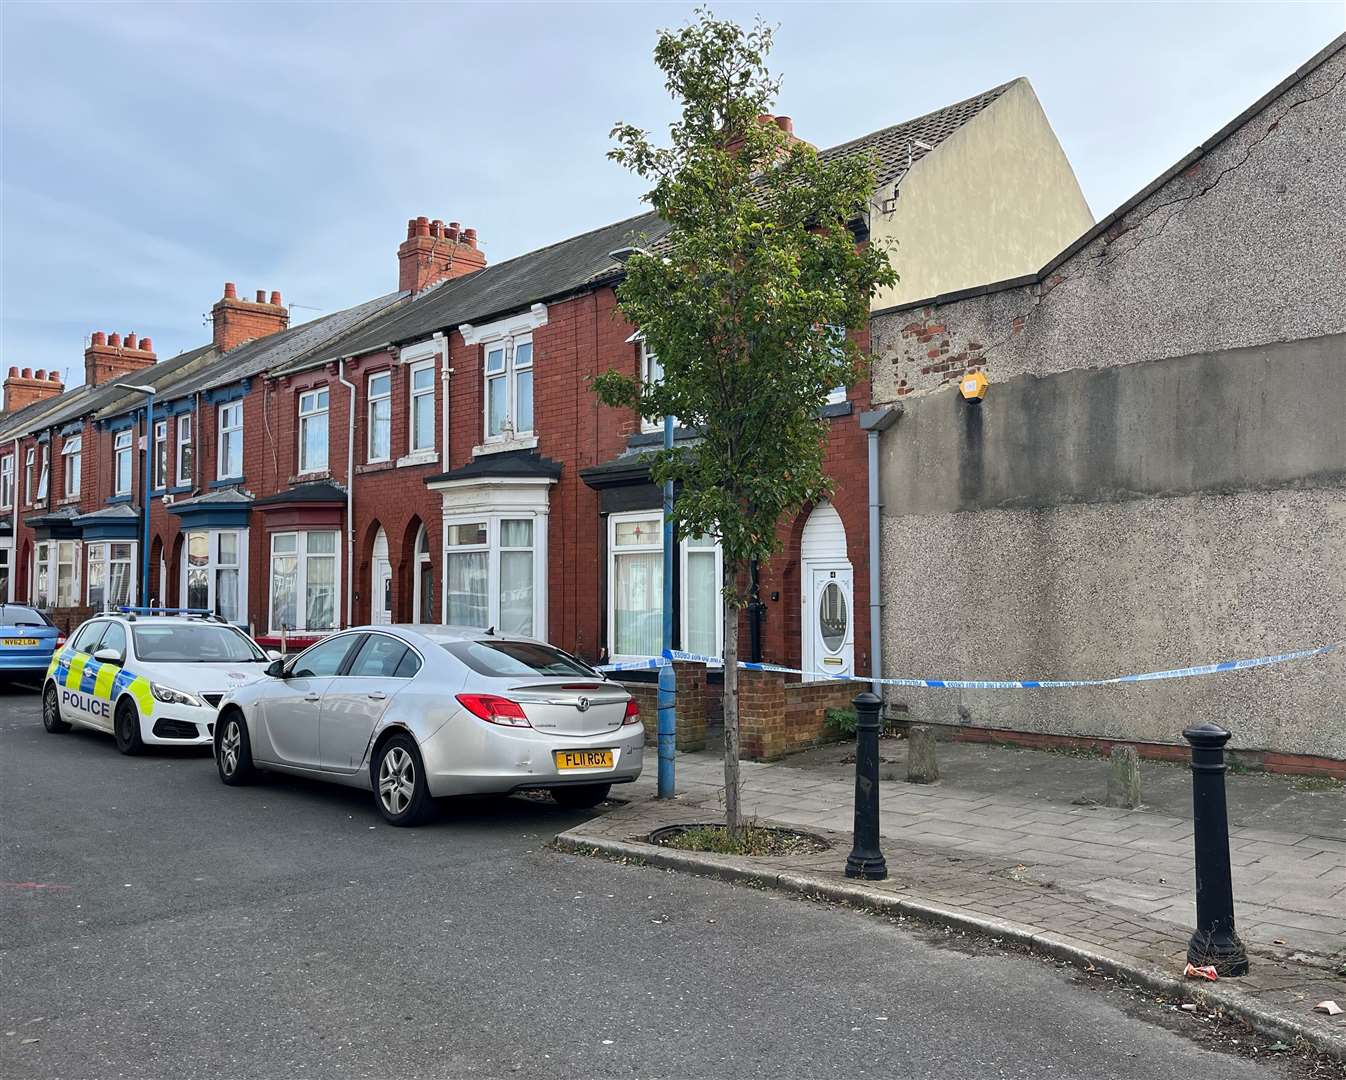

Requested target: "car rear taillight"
[
  {"left": 456, "top": 693, "right": 531, "bottom": 728},
  {"left": 54, "top": 635, "right": 66, "bottom": 649},
  {"left": 622, "top": 699, "right": 641, "bottom": 725}
]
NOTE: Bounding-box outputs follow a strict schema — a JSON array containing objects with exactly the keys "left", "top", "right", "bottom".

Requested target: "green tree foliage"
[{"left": 593, "top": 9, "right": 896, "bottom": 832}]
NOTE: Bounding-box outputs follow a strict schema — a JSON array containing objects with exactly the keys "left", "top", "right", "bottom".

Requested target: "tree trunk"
[{"left": 722, "top": 562, "right": 742, "bottom": 837}]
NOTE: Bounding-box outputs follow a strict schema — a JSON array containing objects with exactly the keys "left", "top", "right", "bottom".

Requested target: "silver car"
[{"left": 212, "top": 625, "right": 643, "bottom": 825}]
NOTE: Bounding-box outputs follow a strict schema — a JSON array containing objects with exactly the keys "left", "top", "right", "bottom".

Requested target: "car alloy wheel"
[
  {"left": 114, "top": 698, "right": 144, "bottom": 755},
  {"left": 378, "top": 746, "right": 416, "bottom": 817},
  {"left": 220, "top": 719, "right": 242, "bottom": 776},
  {"left": 42, "top": 684, "right": 71, "bottom": 733}
]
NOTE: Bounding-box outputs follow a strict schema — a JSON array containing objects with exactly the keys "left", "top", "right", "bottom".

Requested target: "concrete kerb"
[{"left": 553, "top": 824, "right": 1346, "bottom": 1062}]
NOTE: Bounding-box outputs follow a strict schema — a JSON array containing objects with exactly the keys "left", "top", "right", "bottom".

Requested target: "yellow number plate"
[
  {"left": 554, "top": 749, "right": 614, "bottom": 771},
  {"left": 3, "top": 638, "right": 39, "bottom": 647}
]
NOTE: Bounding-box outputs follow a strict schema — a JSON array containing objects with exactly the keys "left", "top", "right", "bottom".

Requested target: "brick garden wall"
[{"left": 737, "top": 666, "right": 865, "bottom": 761}]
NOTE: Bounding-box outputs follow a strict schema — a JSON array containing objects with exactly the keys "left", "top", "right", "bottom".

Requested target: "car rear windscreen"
[
  {"left": 132, "top": 624, "right": 265, "bottom": 663},
  {"left": 0, "top": 605, "right": 53, "bottom": 628},
  {"left": 443, "top": 640, "right": 599, "bottom": 679}
]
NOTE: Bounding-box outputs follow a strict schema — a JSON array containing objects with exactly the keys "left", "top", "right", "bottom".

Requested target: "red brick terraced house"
[{"left": 1, "top": 83, "right": 1093, "bottom": 753}]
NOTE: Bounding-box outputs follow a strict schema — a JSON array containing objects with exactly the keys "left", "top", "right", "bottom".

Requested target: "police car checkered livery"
[{"left": 42, "top": 609, "right": 274, "bottom": 754}]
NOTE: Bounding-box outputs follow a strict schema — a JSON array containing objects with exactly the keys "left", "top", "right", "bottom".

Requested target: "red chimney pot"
[
  {"left": 92, "top": 331, "right": 107, "bottom": 347},
  {"left": 269, "top": 291, "right": 282, "bottom": 306},
  {"left": 140, "top": 337, "right": 152, "bottom": 353},
  {"left": 775, "top": 115, "right": 794, "bottom": 134},
  {"left": 446, "top": 224, "right": 459, "bottom": 241},
  {"left": 255, "top": 289, "right": 265, "bottom": 303},
  {"left": 125, "top": 333, "right": 138, "bottom": 350},
  {"left": 224, "top": 282, "right": 238, "bottom": 300},
  {"left": 49, "top": 370, "right": 61, "bottom": 381},
  {"left": 415, "top": 216, "right": 430, "bottom": 238},
  {"left": 109, "top": 332, "right": 122, "bottom": 348},
  {"left": 34, "top": 368, "right": 45, "bottom": 379},
  {"left": 6, "top": 366, "right": 16, "bottom": 378},
  {"left": 21, "top": 367, "right": 32, "bottom": 379}
]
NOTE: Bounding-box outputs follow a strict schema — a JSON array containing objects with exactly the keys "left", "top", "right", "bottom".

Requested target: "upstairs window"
[
  {"left": 218, "top": 402, "right": 243, "bottom": 480},
  {"left": 62, "top": 435, "right": 82, "bottom": 499},
  {"left": 36, "top": 444, "right": 49, "bottom": 502},
  {"left": 114, "top": 430, "right": 133, "bottom": 496},
  {"left": 298, "top": 388, "right": 329, "bottom": 474},
  {"left": 367, "top": 371, "right": 391, "bottom": 462},
  {"left": 153, "top": 420, "right": 168, "bottom": 490},
  {"left": 0, "top": 454, "right": 12, "bottom": 509},
  {"left": 483, "top": 334, "right": 533, "bottom": 442},
  {"left": 409, "top": 361, "right": 436, "bottom": 454},
  {"left": 175, "top": 414, "right": 193, "bottom": 487},
  {"left": 639, "top": 339, "right": 677, "bottom": 432},
  {"left": 23, "top": 448, "right": 34, "bottom": 505}
]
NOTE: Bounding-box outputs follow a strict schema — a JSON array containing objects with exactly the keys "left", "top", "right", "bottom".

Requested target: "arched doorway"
[
  {"left": 800, "top": 502, "right": 853, "bottom": 681},
  {"left": 370, "top": 527, "right": 392, "bottom": 625},
  {"left": 411, "top": 523, "right": 433, "bottom": 624}
]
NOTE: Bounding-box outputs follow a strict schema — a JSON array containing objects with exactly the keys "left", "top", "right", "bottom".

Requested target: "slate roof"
[
  {"left": 74, "top": 503, "right": 139, "bottom": 524},
  {"left": 253, "top": 480, "right": 347, "bottom": 507},
  {"left": 166, "top": 488, "right": 254, "bottom": 511},
  {"left": 0, "top": 385, "right": 95, "bottom": 442},
  {"left": 426, "top": 449, "right": 564, "bottom": 485}
]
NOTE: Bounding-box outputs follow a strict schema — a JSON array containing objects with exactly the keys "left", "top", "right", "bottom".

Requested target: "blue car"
[{"left": 0, "top": 603, "right": 65, "bottom": 684}]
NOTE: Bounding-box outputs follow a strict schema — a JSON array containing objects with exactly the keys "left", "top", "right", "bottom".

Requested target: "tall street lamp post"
[{"left": 115, "top": 382, "right": 156, "bottom": 609}]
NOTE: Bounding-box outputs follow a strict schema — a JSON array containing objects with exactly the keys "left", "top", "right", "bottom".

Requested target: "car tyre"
[
  {"left": 373, "top": 733, "right": 434, "bottom": 827},
  {"left": 113, "top": 697, "right": 145, "bottom": 755},
  {"left": 551, "top": 783, "right": 612, "bottom": 810},
  {"left": 42, "top": 683, "right": 71, "bottom": 733},
  {"left": 215, "top": 711, "right": 257, "bottom": 786}
]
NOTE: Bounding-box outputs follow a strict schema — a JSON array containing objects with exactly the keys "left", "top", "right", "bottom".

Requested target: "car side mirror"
[
  {"left": 266, "top": 649, "right": 283, "bottom": 662},
  {"left": 266, "top": 658, "right": 288, "bottom": 679},
  {"left": 93, "top": 647, "right": 123, "bottom": 664}
]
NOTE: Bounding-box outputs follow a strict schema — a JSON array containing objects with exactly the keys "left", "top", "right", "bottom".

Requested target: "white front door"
[
  {"left": 371, "top": 528, "right": 392, "bottom": 625},
  {"left": 803, "top": 564, "right": 853, "bottom": 681}
]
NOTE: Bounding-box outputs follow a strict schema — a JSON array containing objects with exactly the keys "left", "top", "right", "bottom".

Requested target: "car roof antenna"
[{"left": 486, "top": 625, "right": 495, "bottom": 636}]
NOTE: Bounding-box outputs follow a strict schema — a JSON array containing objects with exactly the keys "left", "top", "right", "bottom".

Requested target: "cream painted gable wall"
[{"left": 870, "top": 79, "right": 1094, "bottom": 310}]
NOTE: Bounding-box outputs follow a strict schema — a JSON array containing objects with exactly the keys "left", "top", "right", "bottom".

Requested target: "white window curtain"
[
  {"left": 36, "top": 444, "right": 49, "bottom": 501},
  {"left": 39, "top": 539, "right": 80, "bottom": 608},
  {"left": 184, "top": 529, "right": 248, "bottom": 624},
  {"left": 681, "top": 534, "right": 723, "bottom": 658},
  {"left": 153, "top": 421, "right": 168, "bottom": 489},
  {"left": 609, "top": 513, "right": 662, "bottom": 660},
  {"left": 24, "top": 448, "right": 35, "bottom": 505},
  {"left": 444, "top": 521, "right": 488, "bottom": 627},
  {"left": 367, "top": 372, "right": 391, "bottom": 462},
  {"left": 176, "top": 414, "right": 193, "bottom": 487},
  {"left": 298, "top": 389, "right": 329, "bottom": 473},
  {"left": 443, "top": 517, "right": 537, "bottom": 634},
  {"left": 62, "top": 436, "right": 82, "bottom": 498},
  {"left": 88, "top": 542, "right": 135, "bottom": 610}
]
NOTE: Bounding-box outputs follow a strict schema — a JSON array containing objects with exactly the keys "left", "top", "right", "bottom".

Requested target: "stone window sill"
[
  {"left": 356, "top": 461, "right": 394, "bottom": 476},
  {"left": 396, "top": 451, "right": 439, "bottom": 469},
  {"left": 472, "top": 436, "right": 538, "bottom": 458}
]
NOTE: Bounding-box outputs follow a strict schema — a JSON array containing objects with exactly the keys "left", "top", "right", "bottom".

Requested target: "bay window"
[
  {"left": 175, "top": 414, "right": 193, "bottom": 487},
  {"left": 62, "top": 436, "right": 82, "bottom": 499},
  {"left": 1, "top": 453, "right": 13, "bottom": 509},
  {"left": 88, "top": 541, "right": 135, "bottom": 610},
  {"left": 114, "top": 430, "right": 133, "bottom": 496},
  {"left": 36, "top": 444, "right": 49, "bottom": 502},
  {"left": 483, "top": 335, "right": 533, "bottom": 442},
  {"left": 367, "top": 371, "right": 391, "bottom": 462},
  {"left": 443, "top": 516, "right": 540, "bottom": 636},
  {"left": 681, "top": 534, "right": 723, "bottom": 658},
  {"left": 34, "top": 539, "right": 80, "bottom": 608},
  {"left": 153, "top": 420, "right": 168, "bottom": 489},
  {"left": 218, "top": 402, "right": 243, "bottom": 480},
  {"left": 269, "top": 530, "right": 339, "bottom": 633},
  {"left": 184, "top": 529, "right": 246, "bottom": 623},
  {"left": 298, "top": 388, "right": 329, "bottom": 474},
  {"left": 409, "top": 361, "right": 435, "bottom": 454}
]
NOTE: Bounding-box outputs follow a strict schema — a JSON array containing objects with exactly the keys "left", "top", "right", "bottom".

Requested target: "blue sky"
[{"left": 1, "top": 1, "right": 1341, "bottom": 381}]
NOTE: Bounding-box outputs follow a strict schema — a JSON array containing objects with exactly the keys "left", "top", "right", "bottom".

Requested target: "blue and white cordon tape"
[{"left": 596, "top": 641, "right": 1343, "bottom": 689}]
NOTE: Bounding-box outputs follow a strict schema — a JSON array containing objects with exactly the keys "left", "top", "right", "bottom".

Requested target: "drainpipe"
[
  {"left": 435, "top": 330, "right": 452, "bottom": 458},
  {"left": 338, "top": 357, "right": 357, "bottom": 630},
  {"left": 9, "top": 437, "right": 17, "bottom": 603},
  {"left": 858, "top": 407, "right": 901, "bottom": 696}
]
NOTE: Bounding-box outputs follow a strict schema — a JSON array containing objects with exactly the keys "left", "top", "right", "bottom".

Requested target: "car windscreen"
[
  {"left": 132, "top": 624, "right": 265, "bottom": 663},
  {"left": 442, "top": 639, "right": 600, "bottom": 679},
  {"left": 0, "top": 605, "right": 53, "bottom": 628}
]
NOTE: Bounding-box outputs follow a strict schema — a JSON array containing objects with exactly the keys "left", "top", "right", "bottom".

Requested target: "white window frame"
[
  {"left": 481, "top": 333, "right": 534, "bottom": 445},
  {"left": 823, "top": 323, "right": 848, "bottom": 405},
  {"left": 36, "top": 443, "right": 49, "bottom": 502},
  {"left": 34, "top": 538, "right": 80, "bottom": 608},
  {"left": 367, "top": 371, "right": 391, "bottom": 463},
  {"left": 152, "top": 420, "right": 168, "bottom": 490},
  {"left": 297, "top": 388, "right": 329, "bottom": 475},
  {"left": 175, "top": 414, "right": 193, "bottom": 488},
  {"left": 182, "top": 528, "right": 249, "bottom": 624},
  {"left": 606, "top": 510, "right": 664, "bottom": 664},
  {"left": 61, "top": 435, "right": 82, "bottom": 499},
  {"left": 408, "top": 360, "right": 436, "bottom": 454},
  {"left": 113, "top": 430, "right": 133, "bottom": 497},
  {"left": 0, "top": 453, "right": 12, "bottom": 509},
  {"left": 23, "top": 448, "right": 34, "bottom": 505},
  {"left": 679, "top": 533, "right": 724, "bottom": 661},
  {"left": 441, "top": 513, "right": 545, "bottom": 637},
  {"left": 639, "top": 339, "right": 669, "bottom": 434},
  {"left": 217, "top": 402, "right": 243, "bottom": 480},
  {"left": 460, "top": 305, "right": 547, "bottom": 455},
  {"left": 267, "top": 530, "right": 341, "bottom": 634},
  {"left": 87, "top": 540, "right": 137, "bottom": 610}
]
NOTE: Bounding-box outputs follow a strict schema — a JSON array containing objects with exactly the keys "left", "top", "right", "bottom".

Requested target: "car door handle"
[
  {"left": 303, "top": 693, "right": 321, "bottom": 703},
  {"left": 367, "top": 692, "right": 387, "bottom": 701}
]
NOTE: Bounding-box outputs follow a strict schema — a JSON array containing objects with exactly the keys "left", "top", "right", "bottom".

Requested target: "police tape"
[{"left": 595, "top": 641, "right": 1344, "bottom": 689}]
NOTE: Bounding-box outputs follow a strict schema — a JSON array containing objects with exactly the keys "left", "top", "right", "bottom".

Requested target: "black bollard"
[
  {"left": 1183, "top": 721, "right": 1249, "bottom": 976},
  {"left": 845, "top": 691, "right": 887, "bottom": 880}
]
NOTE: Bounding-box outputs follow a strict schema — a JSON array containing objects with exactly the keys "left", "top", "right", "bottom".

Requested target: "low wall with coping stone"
[{"left": 738, "top": 668, "right": 866, "bottom": 761}]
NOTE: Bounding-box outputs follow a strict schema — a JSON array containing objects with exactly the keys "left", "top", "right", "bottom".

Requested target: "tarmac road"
[{"left": 0, "top": 681, "right": 1297, "bottom": 1079}]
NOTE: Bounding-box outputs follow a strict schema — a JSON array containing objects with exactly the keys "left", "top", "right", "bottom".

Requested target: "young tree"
[{"left": 593, "top": 10, "right": 897, "bottom": 835}]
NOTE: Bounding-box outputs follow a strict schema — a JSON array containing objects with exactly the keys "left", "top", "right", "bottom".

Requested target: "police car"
[{"left": 41, "top": 608, "right": 276, "bottom": 754}]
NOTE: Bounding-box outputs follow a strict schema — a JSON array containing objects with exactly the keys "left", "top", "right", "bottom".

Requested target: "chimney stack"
[
  {"left": 84, "top": 329, "right": 157, "bottom": 388},
  {"left": 4, "top": 365, "right": 65, "bottom": 413},
  {"left": 211, "top": 282, "right": 289, "bottom": 352},
  {"left": 398, "top": 214, "right": 487, "bottom": 294}
]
